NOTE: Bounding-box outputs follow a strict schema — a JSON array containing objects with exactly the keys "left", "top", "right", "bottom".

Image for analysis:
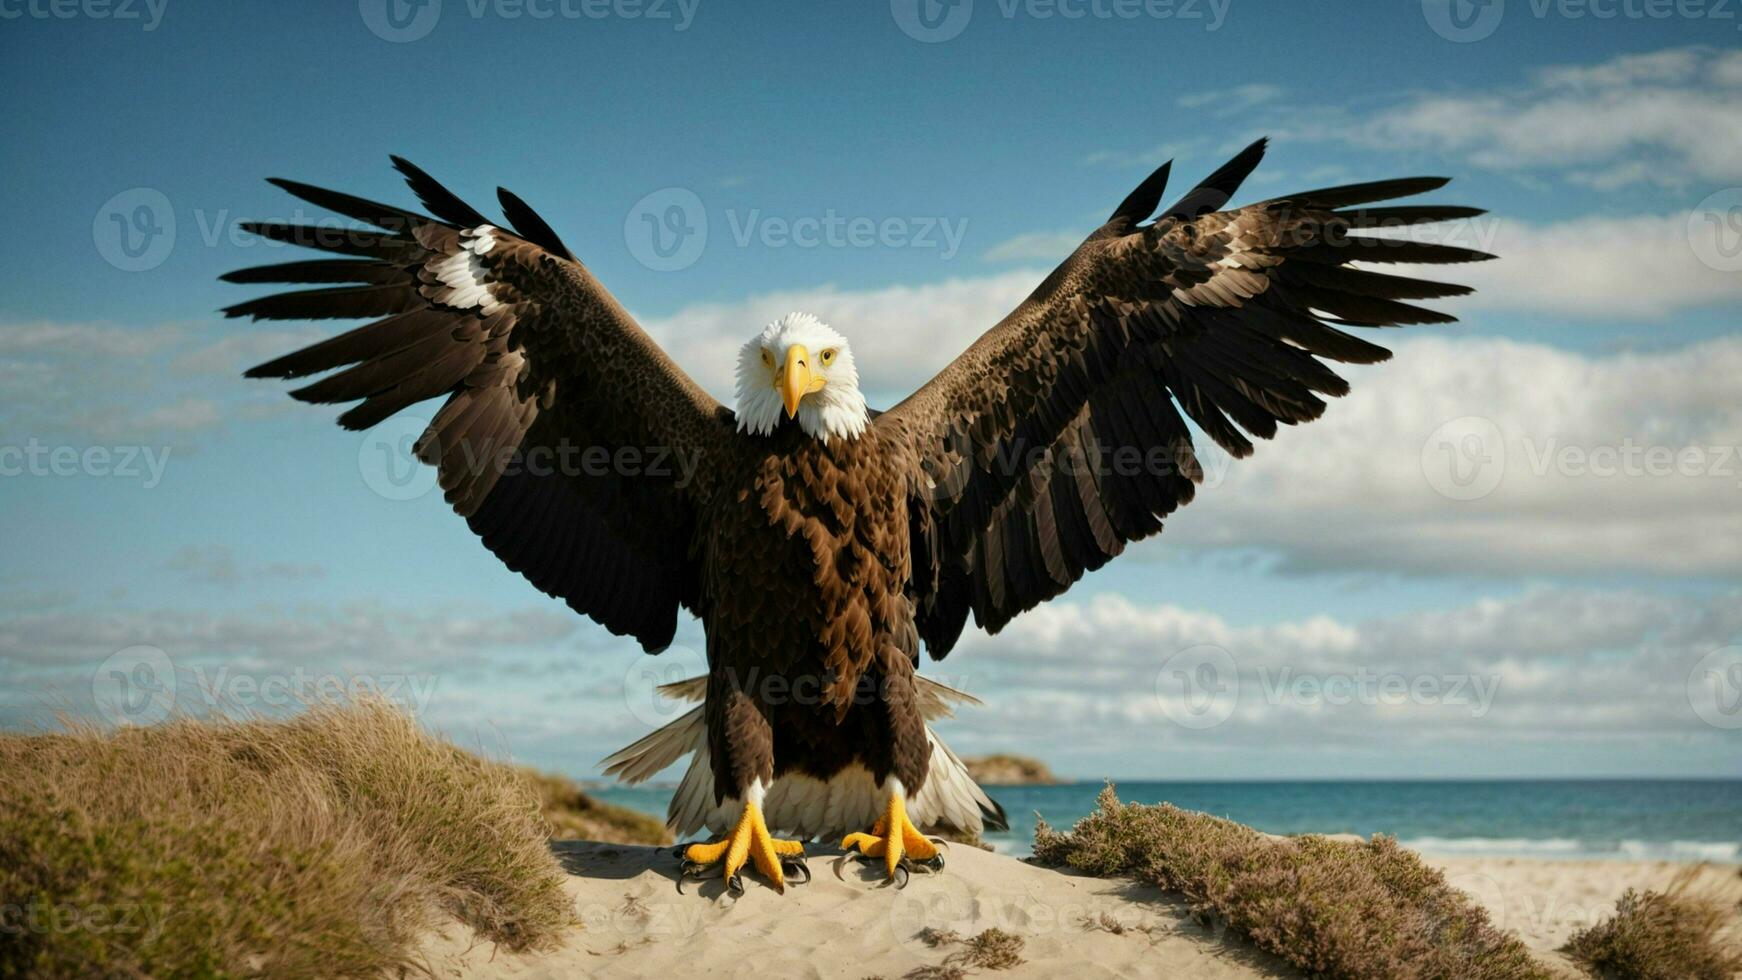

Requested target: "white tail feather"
[{"left": 598, "top": 675, "right": 1006, "bottom": 839}]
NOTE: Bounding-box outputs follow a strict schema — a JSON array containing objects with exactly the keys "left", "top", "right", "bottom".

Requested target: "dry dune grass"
[
  {"left": 1562, "top": 867, "right": 1742, "bottom": 980},
  {"left": 1032, "top": 785, "right": 1552, "bottom": 980},
  {"left": 0, "top": 700, "right": 573, "bottom": 979}
]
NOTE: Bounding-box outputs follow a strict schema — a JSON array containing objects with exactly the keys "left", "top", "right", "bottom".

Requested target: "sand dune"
[
  {"left": 413, "top": 841, "right": 1737, "bottom": 979},
  {"left": 1434, "top": 856, "right": 1741, "bottom": 975}
]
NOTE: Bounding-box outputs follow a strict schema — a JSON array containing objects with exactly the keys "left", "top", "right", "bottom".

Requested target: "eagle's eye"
[
  {"left": 820, "top": 348, "right": 837, "bottom": 366},
  {"left": 761, "top": 348, "right": 775, "bottom": 369}
]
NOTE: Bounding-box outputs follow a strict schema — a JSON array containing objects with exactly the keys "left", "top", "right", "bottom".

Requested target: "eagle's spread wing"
[
  {"left": 880, "top": 139, "right": 1493, "bottom": 658},
  {"left": 224, "top": 159, "right": 726, "bottom": 652}
]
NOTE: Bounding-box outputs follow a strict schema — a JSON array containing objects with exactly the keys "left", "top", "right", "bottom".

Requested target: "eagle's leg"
[
  {"left": 679, "top": 789, "right": 805, "bottom": 894},
  {"left": 840, "top": 779, "right": 941, "bottom": 883}
]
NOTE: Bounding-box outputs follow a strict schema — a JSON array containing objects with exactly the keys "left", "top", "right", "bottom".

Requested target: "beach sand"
[
  {"left": 1430, "top": 855, "right": 1740, "bottom": 976},
  {"left": 413, "top": 841, "right": 1739, "bottom": 979}
]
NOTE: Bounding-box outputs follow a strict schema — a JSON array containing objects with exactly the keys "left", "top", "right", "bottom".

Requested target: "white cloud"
[
  {"left": 1177, "top": 83, "right": 1282, "bottom": 114},
  {"left": 0, "top": 320, "right": 321, "bottom": 445},
  {"left": 1290, "top": 46, "right": 1742, "bottom": 189},
  {"left": 1083, "top": 137, "right": 1213, "bottom": 169},
  {"left": 983, "top": 230, "right": 1085, "bottom": 263},
  {"left": 1383, "top": 210, "right": 1742, "bottom": 317},
  {"left": 1165, "top": 334, "right": 1742, "bottom": 578},
  {"left": 164, "top": 545, "right": 324, "bottom": 587},
  {"left": 0, "top": 599, "right": 577, "bottom": 672},
  {"left": 940, "top": 588, "right": 1742, "bottom": 767}
]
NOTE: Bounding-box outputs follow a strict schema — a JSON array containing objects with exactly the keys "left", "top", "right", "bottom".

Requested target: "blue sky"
[{"left": 2, "top": 0, "right": 1740, "bottom": 780}]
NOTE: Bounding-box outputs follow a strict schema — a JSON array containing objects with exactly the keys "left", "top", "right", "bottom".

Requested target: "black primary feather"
[
  {"left": 1161, "top": 137, "right": 1268, "bottom": 220},
  {"left": 1107, "top": 159, "right": 1172, "bottom": 227},
  {"left": 497, "top": 186, "right": 574, "bottom": 260},
  {"left": 390, "top": 156, "right": 491, "bottom": 229}
]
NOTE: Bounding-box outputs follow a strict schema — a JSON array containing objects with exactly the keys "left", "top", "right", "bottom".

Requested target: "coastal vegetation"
[
  {"left": 1, "top": 701, "right": 597, "bottom": 978},
  {"left": 1031, "top": 785, "right": 1553, "bottom": 980},
  {"left": 1562, "top": 868, "right": 1742, "bottom": 980}
]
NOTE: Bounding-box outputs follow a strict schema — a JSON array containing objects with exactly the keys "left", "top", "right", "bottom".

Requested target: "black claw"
[
  {"left": 726, "top": 873, "right": 745, "bottom": 897},
  {"left": 677, "top": 859, "right": 723, "bottom": 895},
  {"left": 887, "top": 861, "right": 911, "bottom": 890},
  {"left": 783, "top": 857, "right": 811, "bottom": 885}
]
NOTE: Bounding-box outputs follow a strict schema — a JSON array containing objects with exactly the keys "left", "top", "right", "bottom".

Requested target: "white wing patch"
[{"left": 428, "top": 225, "right": 505, "bottom": 315}]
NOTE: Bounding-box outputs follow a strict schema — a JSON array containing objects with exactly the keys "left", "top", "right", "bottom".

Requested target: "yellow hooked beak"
[{"left": 779, "top": 344, "right": 825, "bottom": 418}]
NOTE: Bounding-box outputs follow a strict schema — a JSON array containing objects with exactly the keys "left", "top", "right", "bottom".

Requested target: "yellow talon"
[
  {"left": 840, "top": 793, "right": 938, "bottom": 880},
  {"left": 682, "top": 800, "right": 803, "bottom": 893}
]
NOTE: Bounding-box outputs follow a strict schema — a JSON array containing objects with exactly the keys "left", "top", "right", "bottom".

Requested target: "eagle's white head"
[{"left": 735, "top": 312, "right": 869, "bottom": 443}]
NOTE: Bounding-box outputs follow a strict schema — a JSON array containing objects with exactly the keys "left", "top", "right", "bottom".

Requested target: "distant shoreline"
[{"left": 961, "top": 753, "right": 1063, "bottom": 785}]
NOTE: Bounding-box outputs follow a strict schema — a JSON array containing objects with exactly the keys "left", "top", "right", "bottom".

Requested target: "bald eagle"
[{"left": 223, "top": 138, "right": 1489, "bottom": 894}]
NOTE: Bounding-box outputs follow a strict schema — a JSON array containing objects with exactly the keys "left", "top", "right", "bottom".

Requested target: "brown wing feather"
[
  {"left": 880, "top": 139, "right": 1494, "bottom": 656},
  {"left": 224, "top": 160, "right": 726, "bottom": 652}
]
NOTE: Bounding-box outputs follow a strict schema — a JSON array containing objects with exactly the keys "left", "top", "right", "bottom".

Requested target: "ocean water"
[{"left": 590, "top": 779, "right": 1742, "bottom": 861}]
